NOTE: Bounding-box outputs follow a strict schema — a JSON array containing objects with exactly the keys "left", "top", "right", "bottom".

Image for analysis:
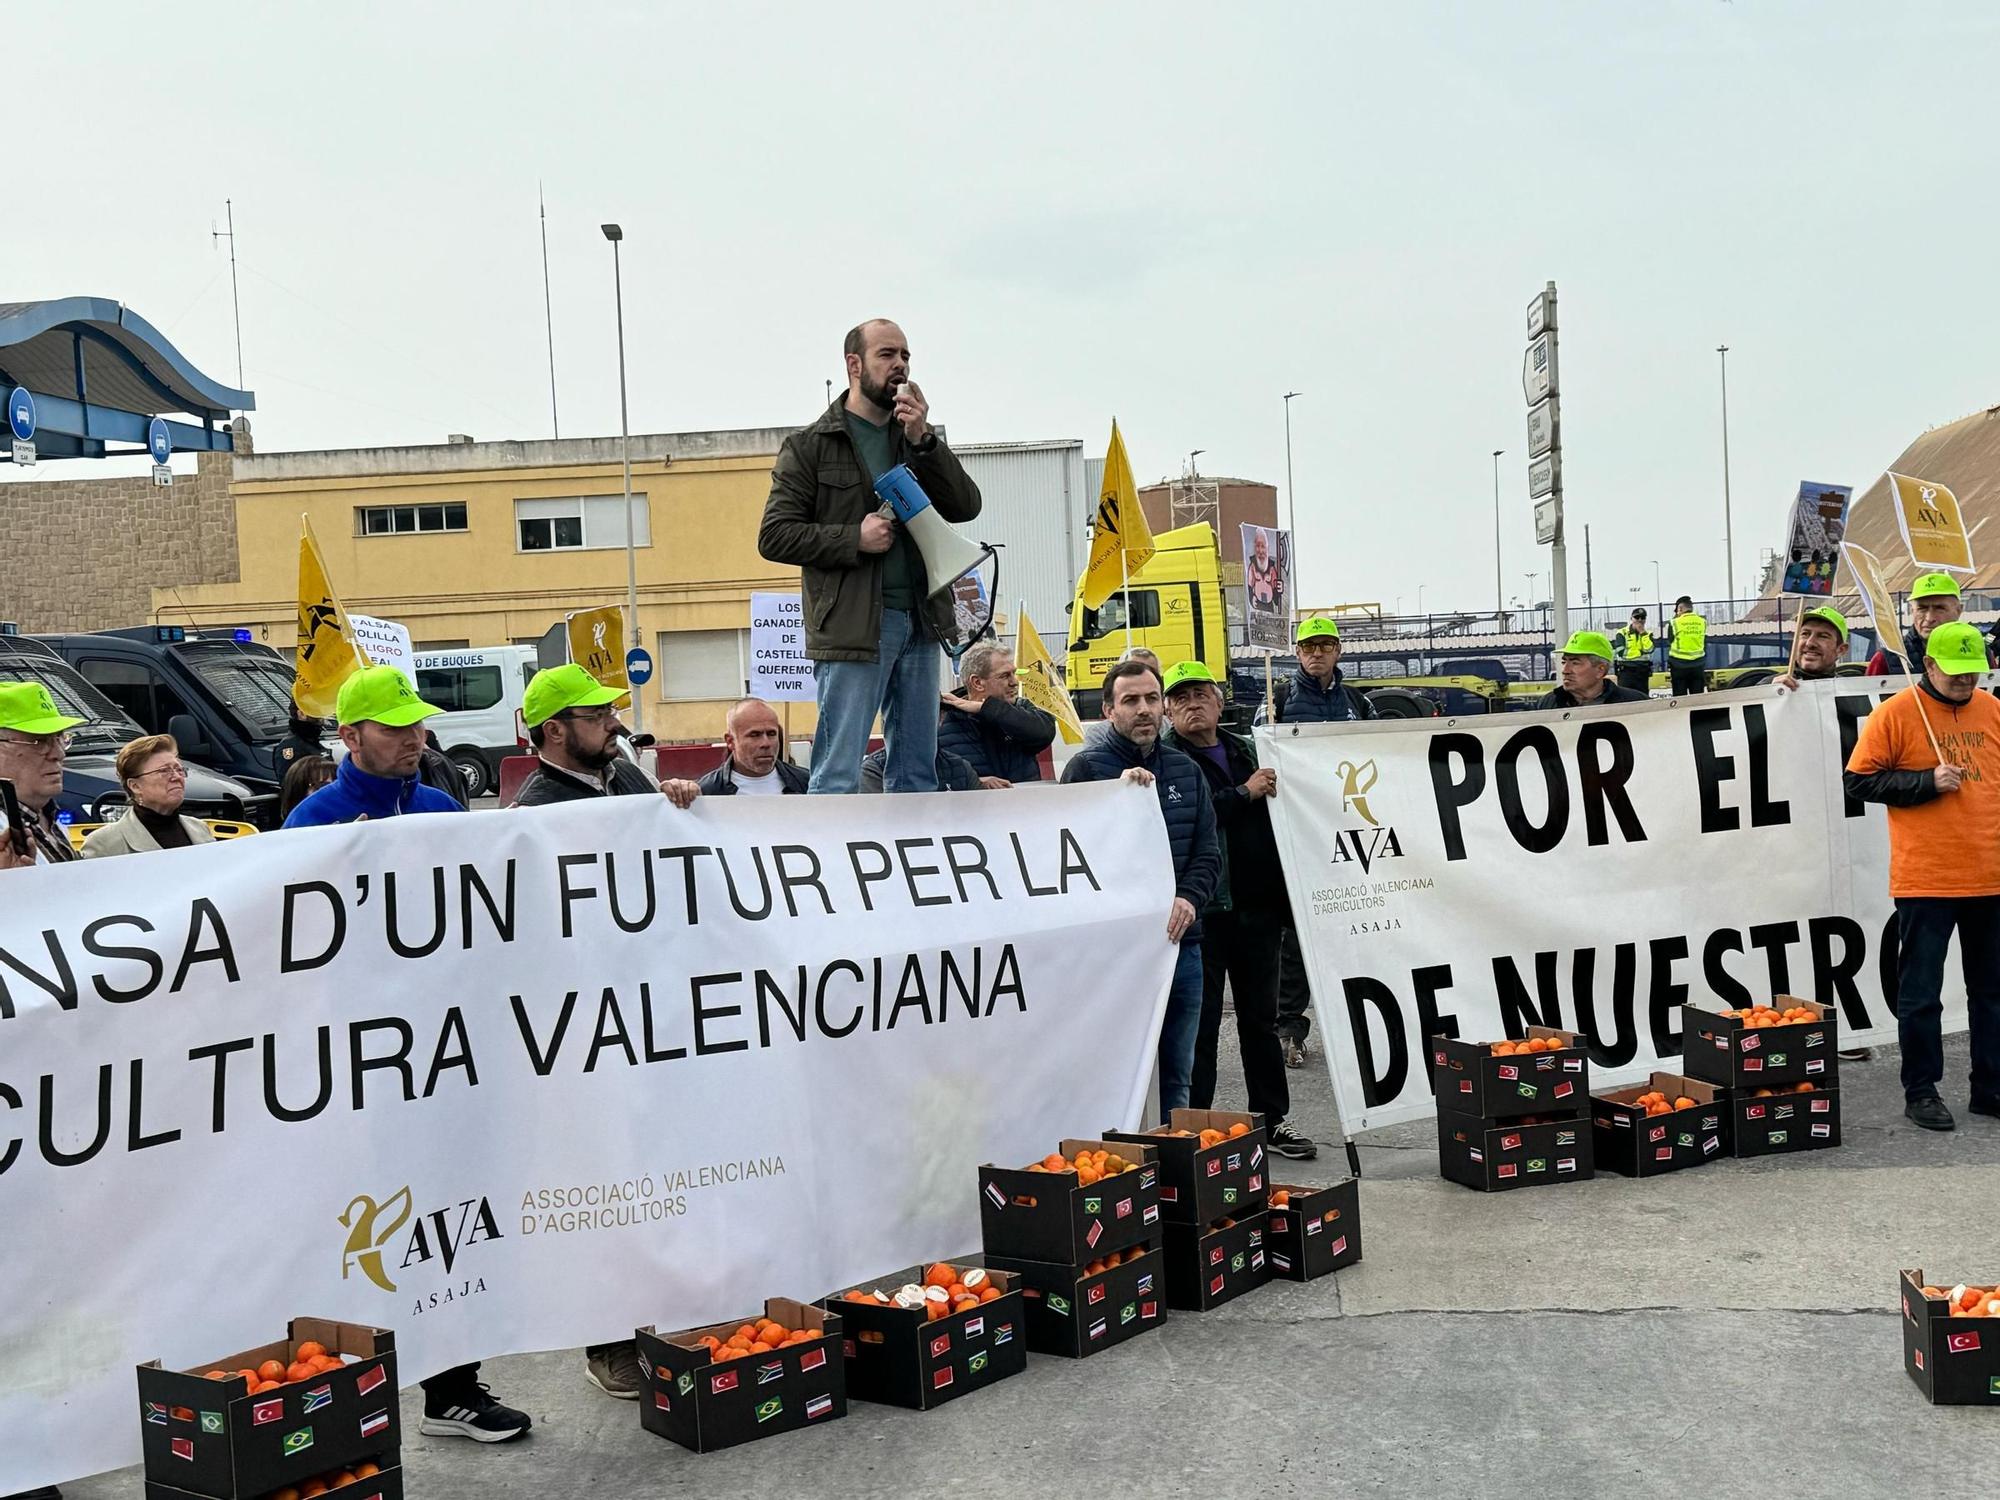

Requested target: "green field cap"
[
  {"left": 522, "top": 663, "right": 625, "bottom": 728},
  {"left": 0, "top": 680, "right": 83, "bottom": 736},
  {"left": 1162, "top": 660, "right": 1219, "bottom": 695},
  {"left": 1798, "top": 605, "right": 1849, "bottom": 643},
  {"left": 1560, "top": 630, "right": 1614, "bottom": 662},
  {"left": 1295, "top": 616, "right": 1340, "bottom": 643},
  {"left": 1911, "top": 571, "right": 1963, "bottom": 601},
  {"left": 1925, "top": 621, "right": 1988, "bottom": 675},
  {"left": 335, "top": 665, "right": 441, "bottom": 727}
]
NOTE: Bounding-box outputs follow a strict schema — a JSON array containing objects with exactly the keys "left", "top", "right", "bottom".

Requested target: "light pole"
[
  {"left": 1651, "top": 558, "right": 1662, "bottom": 604},
  {"left": 1717, "top": 344, "right": 1735, "bottom": 611},
  {"left": 1282, "top": 392, "right": 1301, "bottom": 533},
  {"left": 1417, "top": 583, "right": 1427, "bottom": 618},
  {"left": 602, "top": 222, "right": 643, "bottom": 735},
  {"left": 1491, "top": 449, "right": 1504, "bottom": 617}
]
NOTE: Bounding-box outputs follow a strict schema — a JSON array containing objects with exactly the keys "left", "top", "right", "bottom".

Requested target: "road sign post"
[
  {"left": 7, "top": 386, "right": 35, "bottom": 466},
  {"left": 1522, "top": 283, "right": 1567, "bottom": 640},
  {"left": 625, "top": 646, "right": 654, "bottom": 687},
  {"left": 148, "top": 417, "right": 173, "bottom": 487}
]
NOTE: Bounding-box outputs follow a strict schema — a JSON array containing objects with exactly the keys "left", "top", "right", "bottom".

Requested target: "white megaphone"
[{"left": 873, "top": 464, "right": 1000, "bottom": 658}]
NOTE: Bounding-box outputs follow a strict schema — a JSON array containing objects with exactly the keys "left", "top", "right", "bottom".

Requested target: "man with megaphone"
[{"left": 759, "top": 318, "right": 985, "bottom": 793}]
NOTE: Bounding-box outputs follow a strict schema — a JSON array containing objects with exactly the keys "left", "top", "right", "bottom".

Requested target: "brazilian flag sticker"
[
  {"left": 755, "top": 1397, "right": 783, "bottom": 1424},
  {"left": 281, "top": 1427, "right": 313, "bottom": 1458},
  {"left": 199, "top": 1412, "right": 224, "bottom": 1435},
  {"left": 1048, "top": 1294, "right": 1071, "bottom": 1317}
]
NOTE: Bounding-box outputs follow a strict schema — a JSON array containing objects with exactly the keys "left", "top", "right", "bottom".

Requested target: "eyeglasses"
[
  {"left": 130, "top": 762, "right": 189, "bottom": 781},
  {"left": 0, "top": 730, "right": 72, "bottom": 753},
  {"left": 560, "top": 708, "right": 618, "bottom": 725}
]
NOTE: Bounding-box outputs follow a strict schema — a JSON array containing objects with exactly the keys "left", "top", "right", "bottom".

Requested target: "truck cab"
[
  {"left": 1064, "top": 522, "right": 1229, "bottom": 718},
  {"left": 33, "top": 626, "right": 299, "bottom": 825}
]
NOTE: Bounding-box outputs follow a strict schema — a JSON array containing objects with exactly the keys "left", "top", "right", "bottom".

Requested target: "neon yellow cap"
[
  {"left": 522, "top": 663, "right": 625, "bottom": 728},
  {"left": 0, "top": 680, "right": 84, "bottom": 736},
  {"left": 1911, "top": 571, "right": 1963, "bottom": 601},
  {"left": 1925, "top": 621, "right": 1988, "bottom": 675},
  {"left": 1162, "top": 660, "right": 1219, "bottom": 695},
  {"left": 1560, "top": 631, "right": 1614, "bottom": 662},
  {"left": 1295, "top": 617, "right": 1340, "bottom": 643},
  {"left": 335, "top": 665, "right": 440, "bottom": 727},
  {"left": 1798, "top": 605, "right": 1849, "bottom": 644}
]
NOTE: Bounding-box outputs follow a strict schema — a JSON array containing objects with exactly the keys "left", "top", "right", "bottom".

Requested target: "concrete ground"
[{"left": 63, "top": 1030, "right": 1998, "bottom": 1499}]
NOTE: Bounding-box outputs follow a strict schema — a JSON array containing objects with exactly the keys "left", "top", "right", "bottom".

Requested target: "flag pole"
[{"left": 1121, "top": 548, "right": 1132, "bottom": 654}]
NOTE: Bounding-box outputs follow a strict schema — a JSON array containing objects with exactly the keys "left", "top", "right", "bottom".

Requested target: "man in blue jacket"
[
  {"left": 937, "top": 641, "right": 1055, "bottom": 785},
  {"left": 1061, "top": 660, "right": 1222, "bottom": 1118},
  {"left": 279, "top": 667, "right": 532, "bottom": 1447}
]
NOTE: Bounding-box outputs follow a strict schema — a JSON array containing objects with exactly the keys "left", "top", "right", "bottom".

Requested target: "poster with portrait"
[
  {"left": 1242, "top": 523, "right": 1292, "bottom": 650},
  {"left": 1780, "top": 481, "right": 1852, "bottom": 596}
]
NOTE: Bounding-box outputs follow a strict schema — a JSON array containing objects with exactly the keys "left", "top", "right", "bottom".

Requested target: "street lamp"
[
  {"left": 602, "top": 222, "right": 643, "bottom": 735},
  {"left": 1282, "top": 392, "right": 1301, "bottom": 533},
  {"left": 1717, "top": 344, "right": 1735, "bottom": 612},
  {"left": 1491, "top": 449, "right": 1504, "bottom": 617},
  {"left": 1651, "top": 558, "right": 1662, "bottom": 604}
]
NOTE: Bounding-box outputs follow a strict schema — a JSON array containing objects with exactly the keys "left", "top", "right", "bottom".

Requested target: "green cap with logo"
[
  {"left": 1911, "top": 571, "right": 1963, "bottom": 601},
  {"left": 0, "top": 679, "right": 84, "bottom": 736},
  {"left": 1162, "top": 660, "right": 1219, "bottom": 695},
  {"left": 1560, "top": 630, "right": 1614, "bottom": 662},
  {"left": 335, "top": 665, "right": 441, "bottom": 727},
  {"left": 1798, "top": 605, "right": 1849, "bottom": 643},
  {"left": 1925, "top": 621, "right": 1989, "bottom": 676},
  {"left": 1295, "top": 616, "right": 1340, "bottom": 643},
  {"left": 522, "top": 663, "right": 626, "bottom": 728}
]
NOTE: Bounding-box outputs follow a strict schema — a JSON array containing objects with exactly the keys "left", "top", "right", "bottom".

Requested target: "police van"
[{"left": 411, "top": 646, "right": 538, "bottom": 798}]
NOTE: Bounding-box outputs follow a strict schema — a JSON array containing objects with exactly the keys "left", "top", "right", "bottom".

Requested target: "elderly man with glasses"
[{"left": 0, "top": 679, "right": 84, "bottom": 869}]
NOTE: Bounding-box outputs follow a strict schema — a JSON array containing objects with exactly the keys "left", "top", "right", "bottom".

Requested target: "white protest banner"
[
  {"left": 0, "top": 787, "right": 1173, "bottom": 1491},
  {"left": 1263, "top": 682, "right": 1969, "bottom": 1134},
  {"left": 348, "top": 612, "right": 414, "bottom": 673},
  {"left": 750, "top": 591, "right": 814, "bottom": 701}
]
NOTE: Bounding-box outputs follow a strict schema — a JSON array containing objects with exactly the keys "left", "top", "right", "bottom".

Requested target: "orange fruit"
[
  {"left": 1794, "top": 1082, "right": 1814, "bottom": 1093},
  {"left": 203, "top": 1370, "right": 231, "bottom": 1381},
  {"left": 1271, "top": 1189, "right": 1290, "bottom": 1207},
  {"left": 924, "top": 1262, "right": 958, "bottom": 1288},
  {"left": 299, "top": 1484, "right": 327, "bottom": 1499},
  {"left": 979, "top": 1286, "right": 1002, "bottom": 1302},
  {"left": 257, "top": 1359, "right": 288, "bottom": 1383},
  {"left": 1041, "top": 1154, "right": 1068, "bottom": 1172},
  {"left": 1673, "top": 1097, "right": 1697, "bottom": 1110},
  {"left": 285, "top": 1362, "right": 314, "bottom": 1384},
  {"left": 295, "top": 1340, "right": 327, "bottom": 1361},
  {"left": 272, "top": 1489, "right": 302, "bottom": 1500},
  {"left": 1227, "top": 1122, "right": 1250, "bottom": 1138},
  {"left": 353, "top": 1463, "right": 380, "bottom": 1479},
  {"left": 926, "top": 1301, "right": 950, "bottom": 1322},
  {"left": 334, "top": 1473, "right": 357, "bottom": 1489},
  {"left": 236, "top": 1369, "right": 259, "bottom": 1385}
]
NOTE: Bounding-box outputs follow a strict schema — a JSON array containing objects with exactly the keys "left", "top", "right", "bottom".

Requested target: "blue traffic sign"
[
  {"left": 625, "top": 647, "right": 655, "bottom": 686},
  {"left": 147, "top": 417, "right": 172, "bottom": 465},
  {"left": 6, "top": 387, "right": 33, "bottom": 442}
]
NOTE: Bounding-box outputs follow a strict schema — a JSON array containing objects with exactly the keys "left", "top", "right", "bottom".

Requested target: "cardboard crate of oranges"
[
  {"left": 153, "top": 1460, "right": 400, "bottom": 1500},
  {"left": 1430, "top": 1027, "right": 1589, "bottom": 1120},
  {"left": 1680, "top": 999, "right": 1837, "bottom": 1090},
  {"left": 1105, "top": 1110, "right": 1268, "bottom": 1226},
  {"left": 1727, "top": 1078, "right": 1840, "bottom": 1157},
  {"left": 134, "top": 1318, "right": 399, "bottom": 1500},
  {"left": 978, "top": 1241, "right": 1168, "bottom": 1359},
  {"left": 1435, "top": 1107, "right": 1594, "bottom": 1192},
  {"left": 1266, "top": 1180, "right": 1362, "bottom": 1281},
  {"left": 634, "top": 1300, "right": 845, "bottom": 1452},
  {"left": 823, "top": 1261, "right": 1026, "bottom": 1409},
  {"left": 977, "top": 1139, "right": 1161, "bottom": 1265},
  {"left": 1591, "top": 1073, "right": 1729, "bottom": 1176},
  {"left": 1901, "top": 1271, "right": 2000, "bottom": 1405},
  {"left": 1161, "top": 1210, "right": 1273, "bottom": 1311}
]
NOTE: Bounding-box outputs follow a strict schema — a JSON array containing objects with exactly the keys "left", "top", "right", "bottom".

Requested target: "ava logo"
[
  {"left": 1328, "top": 758, "right": 1404, "bottom": 872},
  {"left": 340, "top": 1187, "right": 501, "bottom": 1293},
  {"left": 592, "top": 620, "right": 608, "bottom": 651}
]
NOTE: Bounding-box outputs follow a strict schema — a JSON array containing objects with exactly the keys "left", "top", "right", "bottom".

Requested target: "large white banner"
[
  {"left": 1264, "top": 679, "right": 1970, "bottom": 1133},
  {"left": 0, "top": 787, "right": 1174, "bottom": 1490}
]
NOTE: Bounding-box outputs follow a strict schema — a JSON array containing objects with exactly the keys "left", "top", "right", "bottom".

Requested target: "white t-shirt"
[{"left": 733, "top": 766, "right": 785, "bottom": 796}]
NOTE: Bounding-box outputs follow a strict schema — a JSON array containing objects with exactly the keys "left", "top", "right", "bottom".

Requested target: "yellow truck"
[{"left": 1064, "top": 522, "right": 1231, "bottom": 718}]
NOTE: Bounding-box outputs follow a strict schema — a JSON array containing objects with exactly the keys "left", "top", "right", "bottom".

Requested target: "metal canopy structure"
[{"left": 0, "top": 296, "right": 254, "bottom": 461}]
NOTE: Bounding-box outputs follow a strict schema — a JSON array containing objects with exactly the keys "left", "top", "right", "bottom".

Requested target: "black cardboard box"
[
  {"left": 1430, "top": 1027, "right": 1589, "bottom": 1120},
  {"left": 146, "top": 1468, "right": 402, "bottom": 1500},
  {"left": 1436, "top": 1105, "right": 1593, "bottom": 1191},
  {"left": 136, "top": 1318, "right": 398, "bottom": 1500},
  {"left": 979, "top": 1244, "right": 1167, "bottom": 1359},
  {"left": 1901, "top": 1269, "right": 2000, "bottom": 1405},
  {"left": 1726, "top": 1083, "right": 1840, "bottom": 1156},
  {"left": 819, "top": 1264, "right": 1027, "bottom": 1410},
  {"left": 1105, "top": 1109, "right": 1268, "bottom": 1225},
  {"left": 1266, "top": 1179, "right": 1362, "bottom": 1281},
  {"left": 1680, "top": 999, "right": 1838, "bottom": 1089},
  {"left": 1591, "top": 1073, "right": 1729, "bottom": 1177},
  {"left": 1161, "top": 1211, "right": 1273, "bottom": 1311},
  {"left": 635, "top": 1300, "right": 845, "bottom": 1453},
  {"left": 978, "top": 1139, "right": 1161, "bottom": 1264}
]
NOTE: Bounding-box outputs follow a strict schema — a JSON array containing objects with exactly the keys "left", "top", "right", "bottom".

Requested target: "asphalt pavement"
[{"left": 60, "top": 1029, "right": 1999, "bottom": 1499}]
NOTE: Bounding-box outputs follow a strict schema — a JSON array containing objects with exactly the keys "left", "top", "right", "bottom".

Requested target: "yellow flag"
[
  {"left": 1887, "top": 472, "right": 1974, "bottom": 573},
  {"left": 1015, "top": 607, "right": 1085, "bottom": 745},
  {"left": 1839, "top": 543, "right": 1910, "bottom": 667},
  {"left": 1079, "top": 419, "right": 1155, "bottom": 609},
  {"left": 293, "top": 517, "right": 368, "bottom": 717},
  {"left": 565, "top": 605, "right": 630, "bottom": 704}
]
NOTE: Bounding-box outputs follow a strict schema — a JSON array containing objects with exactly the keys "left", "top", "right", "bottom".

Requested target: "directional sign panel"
[
  {"left": 1522, "top": 333, "right": 1557, "bottom": 404},
  {"left": 1534, "top": 497, "right": 1561, "bottom": 545},
  {"left": 147, "top": 417, "right": 172, "bottom": 465},
  {"left": 1527, "top": 397, "right": 1558, "bottom": 460},
  {"left": 1528, "top": 452, "right": 1559, "bottom": 499},
  {"left": 1527, "top": 287, "right": 1556, "bottom": 339}
]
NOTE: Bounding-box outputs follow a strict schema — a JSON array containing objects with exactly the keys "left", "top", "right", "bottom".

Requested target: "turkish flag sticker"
[{"left": 1947, "top": 1330, "right": 1982, "bottom": 1354}]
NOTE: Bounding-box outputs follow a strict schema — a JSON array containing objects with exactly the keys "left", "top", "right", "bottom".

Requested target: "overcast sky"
[{"left": 9, "top": 1, "right": 1997, "bottom": 618}]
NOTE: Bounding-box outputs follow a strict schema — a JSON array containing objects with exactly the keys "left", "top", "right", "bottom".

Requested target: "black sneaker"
[
  {"left": 1905, "top": 1095, "right": 1956, "bottom": 1132},
  {"left": 1269, "top": 1120, "right": 1318, "bottom": 1160},
  {"left": 420, "top": 1380, "right": 533, "bottom": 1442},
  {"left": 1969, "top": 1096, "right": 2000, "bottom": 1119},
  {"left": 585, "top": 1341, "right": 646, "bottom": 1400}
]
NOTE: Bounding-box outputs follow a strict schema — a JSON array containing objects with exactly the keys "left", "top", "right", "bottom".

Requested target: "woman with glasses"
[{"left": 78, "top": 734, "right": 216, "bottom": 858}]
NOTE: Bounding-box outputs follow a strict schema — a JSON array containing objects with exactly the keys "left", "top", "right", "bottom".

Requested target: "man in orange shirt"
[{"left": 1844, "top": 621, "right": 2000, "bottom": 1131}]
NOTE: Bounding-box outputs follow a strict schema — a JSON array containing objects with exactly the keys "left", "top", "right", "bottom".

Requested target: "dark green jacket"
[{"left": 757, "top": 399, "right": 983, "bottom": 662}]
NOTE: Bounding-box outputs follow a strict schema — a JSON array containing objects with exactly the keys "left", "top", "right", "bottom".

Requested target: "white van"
[{"left": 412, "top": 646, "right": 539, "bottom": 798}]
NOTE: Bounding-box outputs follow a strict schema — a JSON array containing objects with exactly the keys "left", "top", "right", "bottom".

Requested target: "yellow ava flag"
[
  {"left": 1839, "top": 542, "right": 1911, "bottom": 668},
  {"left": 1078, "top": 419, "right": 1155, "bottom": 610},
  {"left": 1887, "top": 472, "right": 1974, "bottom": 574},
  {"left": 293, "top": 517, "right": 369, "bottom": 717},
  {"left": 1015, "top": 606, "right": 1085, "bottom": 745}
]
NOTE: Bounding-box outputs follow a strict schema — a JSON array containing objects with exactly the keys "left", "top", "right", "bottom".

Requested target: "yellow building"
[{"left": 164, "top": 427, "right": 816, "bottom": 741}]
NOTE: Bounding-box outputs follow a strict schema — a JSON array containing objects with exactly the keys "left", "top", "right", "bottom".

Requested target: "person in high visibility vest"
[
  {"left": 1609, "top": 607, "right": 1655, "bottom": 695},
  {"left": 1667, "top": 595, "right": 1707, "bottom": 695}
]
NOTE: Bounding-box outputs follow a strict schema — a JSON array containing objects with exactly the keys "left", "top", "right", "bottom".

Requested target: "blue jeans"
[
  {"left": 808, "top": 608, "right": 941, "bottom": 794},
  {"left": 1892, "top": 895, "right": 2000, "bottom": 1104},
  {"left": 1159, "top": 940, "right": 1204, "bottom": 1121}
]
